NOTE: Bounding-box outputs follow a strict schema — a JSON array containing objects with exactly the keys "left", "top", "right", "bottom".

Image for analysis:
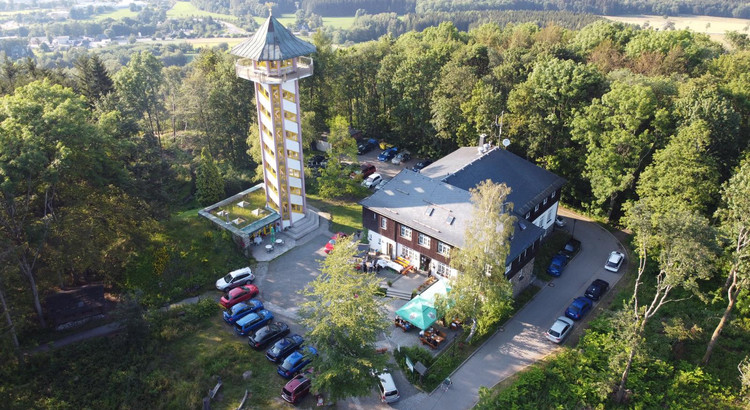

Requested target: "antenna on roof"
[{"left": 494, "top": 111, "right": 509, "bottom": 148}]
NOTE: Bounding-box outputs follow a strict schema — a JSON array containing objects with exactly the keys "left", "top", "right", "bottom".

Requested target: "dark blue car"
[
  {"left": 222, "top": 299, "right": 264, "bottom": 324},
  {"left": 266, "top": 334, "right": 305, "bottom": 363},
  {"left": 234, "top": 309, "right": 273, "bottom": 336},
  {"left": 278, "top": 346, "right": 318, "bottom": 378},
  {"left": 377, "top": 147, "right": 398, "bottom": 161},
  {"left": 546, "top": 254, "right": 569, "bottom": 277},
  {"left": 565, "top": 297, "right": 593, "bottom": 320}
]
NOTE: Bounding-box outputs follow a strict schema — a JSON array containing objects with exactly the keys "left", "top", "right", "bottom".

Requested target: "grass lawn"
[
  {"left": 125, "top": 208, "right": 248, "bottom": 307},
  {"left": 254, "top": 13, "right": 357, "bottom": 30},
  {"left": 211, "top": 188, "right": 270, "bottom": 228},
  {"left": 167, "top": 313, "right": 291, "bottom": 409},
  {"left": 306, "top": 193, "right": 364, "bottom": 234},
  {"left": 91, "top": 8, "right": 138, "bottom": 21},
  {"left": 167, "top": 1, "right": 238, "bottom": 21}
]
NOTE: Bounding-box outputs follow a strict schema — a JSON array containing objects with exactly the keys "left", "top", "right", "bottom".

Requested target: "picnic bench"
[
  {"left": 419, "top": 329, "right": 447, "bottom": 350},
  {"left": 394, "top": 317, "right": 414, "bottom": 332}
]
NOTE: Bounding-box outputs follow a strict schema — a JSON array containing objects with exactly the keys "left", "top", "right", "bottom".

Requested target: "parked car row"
[
  {"left": 545, "top": 278, "right": 610, "bottom": 344},
  {"left": 216, "top": 268, "right": 319, "bottom": 404}
]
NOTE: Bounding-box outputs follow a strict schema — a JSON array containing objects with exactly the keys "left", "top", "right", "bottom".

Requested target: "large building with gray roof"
[{"left": 360, "top": 145, "right": 565, "bottom": 296}]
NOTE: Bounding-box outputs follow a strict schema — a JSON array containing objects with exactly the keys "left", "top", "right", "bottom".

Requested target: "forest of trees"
[
  {"left": 190, "top": 0, "right": 750, "bottom": 19},
  {"left": 1, "top": 16, "right": 750, "bottom": 407}
]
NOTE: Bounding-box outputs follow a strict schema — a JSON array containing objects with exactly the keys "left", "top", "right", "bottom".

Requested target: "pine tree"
[{"left": 196, "top": 147, "right": 225, "bottom": 206}]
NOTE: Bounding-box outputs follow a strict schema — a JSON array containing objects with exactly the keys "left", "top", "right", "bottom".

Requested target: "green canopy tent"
[{"left": 396, "top": 296, "right": 438, "bottom": 330}]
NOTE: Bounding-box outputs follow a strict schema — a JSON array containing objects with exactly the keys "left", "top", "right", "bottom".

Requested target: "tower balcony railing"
[{"left": 235, "top": 56, "right": 314, "bottom": 84}]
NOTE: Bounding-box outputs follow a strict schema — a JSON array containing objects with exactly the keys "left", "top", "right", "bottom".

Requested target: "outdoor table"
[
  {"left": 265, "top": 244, "right": 273, "bottom": 253},
  {"left": 275, "top": 239, "right": 283, "bottom": 245}
]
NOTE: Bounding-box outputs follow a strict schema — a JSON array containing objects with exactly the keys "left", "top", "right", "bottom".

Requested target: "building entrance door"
[
  {"left": 420, "top": 255, "right": 431, "bottom": 271},
  {"left": 387, "top": 242, "right": 394, "bottom": 259}
]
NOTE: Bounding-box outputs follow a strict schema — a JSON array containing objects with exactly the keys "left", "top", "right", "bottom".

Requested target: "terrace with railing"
[{"left": 235, "top": 56, "right": 314, "bottom": 84}]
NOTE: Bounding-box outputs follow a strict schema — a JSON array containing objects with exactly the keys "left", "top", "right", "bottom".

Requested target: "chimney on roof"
[{"left": 478, "top": 134, "right": 487, "bottom": 153}]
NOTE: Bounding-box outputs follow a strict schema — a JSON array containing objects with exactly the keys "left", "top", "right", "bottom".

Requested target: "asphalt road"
[{"left": 410, "top": 210, "right": 627, "bottom": 410}]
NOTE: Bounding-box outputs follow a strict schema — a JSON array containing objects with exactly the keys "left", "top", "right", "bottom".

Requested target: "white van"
[{"left": 377, "top": 372, "right": 400, "bottom": 403}]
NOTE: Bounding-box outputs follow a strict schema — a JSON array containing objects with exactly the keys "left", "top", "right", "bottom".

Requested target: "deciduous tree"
[
  {"left": 440, "top": 180, "right": 515, "bottom": 340},
  {"left": 702, "top": 157, "right": 750, "bottom": 364},
  {"left": 615, "top": 201, "right": 716, "bottom": 402},
  {"left": 299, "top": 235, "right": 388, "bottom": 401}
]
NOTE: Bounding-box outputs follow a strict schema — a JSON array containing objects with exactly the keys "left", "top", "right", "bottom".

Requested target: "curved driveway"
[{"left": 405, "top": 211, "right": 626, "bottom": 410}]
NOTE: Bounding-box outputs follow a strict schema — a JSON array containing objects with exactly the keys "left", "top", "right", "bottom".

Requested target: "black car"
[
  {"left": 357, "top": 140, "right": 376, "bottom": 155},
  {"left": 584, "top": 279, "right": 610, "bottom": 301},
  {"left": 561, "top": 238, "right": 581, "bottom": 257},
  {"left": 411, "top": 159, "right": 433, "bottom": 172},
  {"left": 249, "top": 322, "right": 290, "bottom": 349},
  {"left": 266, "top": 334, "right": 305, "bottom": 363}
]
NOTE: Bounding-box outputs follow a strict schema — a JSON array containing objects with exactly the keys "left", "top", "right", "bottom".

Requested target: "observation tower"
[{"left": 230, "top": 14, "right": 315, "bottom": 228}]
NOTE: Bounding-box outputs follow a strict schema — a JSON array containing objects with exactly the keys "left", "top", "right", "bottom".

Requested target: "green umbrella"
[{"left": 396, "top": 296, "right": 439, "bottom": 330}]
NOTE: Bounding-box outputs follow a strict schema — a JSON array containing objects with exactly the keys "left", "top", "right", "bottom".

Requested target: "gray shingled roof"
[
  {"left": 359, "top": 169, "right": 543, "bottom": 264},
  {"left": 420, "top": 147, "right": 566, "bottom": 217},
  {"left": 230, "top": 15, "right": 316, "bottom": 61}
]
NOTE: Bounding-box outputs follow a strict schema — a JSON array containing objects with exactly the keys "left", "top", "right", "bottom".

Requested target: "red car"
[
  {"left": 220, "top": 285, "right": 259, "bottom": 309},
  {"left": 324, "top": 232, "right": 347, "bottom": 254},
  {"left": 281, "top": 370, "right": 312, "bottom": 404}
]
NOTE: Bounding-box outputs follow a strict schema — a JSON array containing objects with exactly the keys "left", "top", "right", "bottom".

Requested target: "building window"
[
  {"left": 400, "top": 226, "right": 412, "bottom": 240},
  {"left": 286, "top": 149, "right": 299, "bottom": 160},
  {"left": 435, "top": 262, "right": 450, "bottom": 277},
  {"left": 437, "top": 241, "right": 450, "bottom": 256},
  {"left": 289, "top": 168, "right": 301, "bottom": 178},
  {"left": 546, "top": 211, "right": 552, "bottom": 224},
  {"left": 381, "top": 217, "right": 387, "bottom": 229},
  {"left": 525, "top": 212, "right": 530, "bottom": 219},
  {"left": 552, "top": 191, "right": 556, "bottom": 198},
  {"left": 285, "top": 130, "right": 298, "bottom": 141},
  {"left": 505, "top": 264, "right": 511, "bottom": 274},
  {"left": 535, "top": 204, "right": 540, "bottom": 212},
  {"left": 418, "top": 233, "right": 431, "bottom": 248},
  {"left": 290, "top": 186, "right": 302, "bottom": 196},
  {"left": 291, "top": 204, "right": 303, "bottom": 213},
  {"left": 543, "top": 197, "right": 548, "bottom": 205}
]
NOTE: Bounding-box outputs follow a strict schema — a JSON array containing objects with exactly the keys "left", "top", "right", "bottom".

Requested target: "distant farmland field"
[{"left": 605, "top": 14, "right": 750, "bottom": 44}]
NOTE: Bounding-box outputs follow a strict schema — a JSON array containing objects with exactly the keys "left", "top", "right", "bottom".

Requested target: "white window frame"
[
  {"left": 546, "top": 211, "right": 552, "bottom": 223},
  {"left": 552, "top": 191, "right": 556, "bottom": 198},
  {"left": 436, "top": 262, "right": 450, "bottom": 277},
  {"left": 400, "top": 225, "right": 412, "bottom": 240},
  {"left": 525, "top": 212, "right": 530, "bottom": 219},
  {"left": 418, "top": 233, "right": 431, "bottom": 248},
  {"left": 535, "top": 204, "right": 540, "bottom": 212},
  {"left": 543, "top": 197, "right": 548, "bottom": 205},
  {"left": 437, "top": 241, "right": 450, "bottom": 256},
  {"left": 380, "top": 217, "right": 387, "bottom": 229}
]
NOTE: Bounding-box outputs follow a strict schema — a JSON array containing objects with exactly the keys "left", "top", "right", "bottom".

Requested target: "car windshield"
[
  {"left": 255, "top": 328, "right": 269, "bottom": 338},
  {"left": 271, "top": 341, "right": 288, "bottom": 354},
  {"left": 586, "top": 286, "right": 597, "bottom": 294},
  {"left": 281, "top": 356, "right": 296, "bottom": 370},
  {"left": 607, "top": 259, "right": 618, "bottom": 267},
  {"left": 549, "top": 330, "right": 560, "bottom": 337},
  {"left": 569, "top": 305, "right": 581, "bottom": 313},
  {"left": 223, "top": 274, "right": 233, "bottom": 282}
]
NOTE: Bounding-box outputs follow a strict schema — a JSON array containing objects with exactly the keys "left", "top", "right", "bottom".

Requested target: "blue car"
[
  {"left": 278, "top": 346, "right": 318, "bottom": 378},
  {"left": 565, "top": 297, "right": 593, "bottom": 320},
  {"left": 377, "top": 147, "right": 398, "bottom": 161},
  {"left": 546, "top": 254, "right": 569, "bottom": 277},
  {"left": 266, "top": 334, "right": 305, "bottom": 363},
  {"left": 222, "top": 299, "right": 263, "bottom": 324},
  {"left": 234, "top": 309, "right": 273, "bottom": 336}
]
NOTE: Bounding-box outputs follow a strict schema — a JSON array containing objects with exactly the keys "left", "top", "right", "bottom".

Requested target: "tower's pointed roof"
[{"left": 230, "top": 15, "right": 316, "bottom": 61}]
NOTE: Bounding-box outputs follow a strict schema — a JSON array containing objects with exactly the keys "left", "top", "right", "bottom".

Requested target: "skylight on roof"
[
  {"left": 425, "top": 208, "right": 435, "bottom": 216},
  {"left": 446, "top": 216, "right": 455, "bottom": 225}
]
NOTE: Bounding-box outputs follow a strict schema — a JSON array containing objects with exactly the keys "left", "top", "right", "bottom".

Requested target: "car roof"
[
  {"left": 228, "top": 267, "right": 252, "bottom": 277},
  {"left": 368, "top": 173, "right": 381, "bottom": 179},
  {"left": 592, "top": 279, "right": 609, "bottom": 287},
  {"left": 237, "top": 312, "right": 260, "bottom": 325},
  {"left": 572, "top": 297, "right": 590, "bottom": 305},
  {"left": 608, "top": 251, "right": 623, "bottom": 261}
]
